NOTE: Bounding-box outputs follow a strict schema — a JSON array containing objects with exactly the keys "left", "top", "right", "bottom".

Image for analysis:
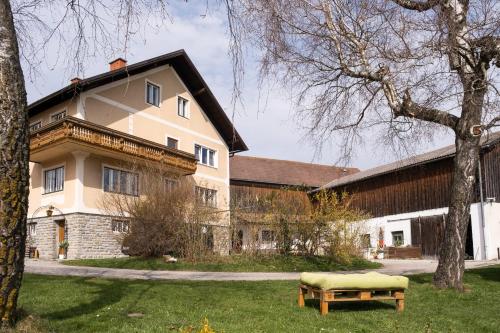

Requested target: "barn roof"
[{"left": 318, "top": 131, "right": 500, "bottom": 191}]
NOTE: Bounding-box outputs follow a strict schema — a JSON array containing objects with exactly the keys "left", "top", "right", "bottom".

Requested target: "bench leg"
[
  {"left": 320, "top": 300, "right": 329, "bottom": 315},
  {"left": 298, "top": 287, "right": 305, "bottom": 308},
  {"left": 396, "top": 299, "right": 404, "bottom": 312}
]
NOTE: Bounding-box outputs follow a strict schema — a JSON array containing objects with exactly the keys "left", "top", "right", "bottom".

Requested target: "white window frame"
[
  {"left": 111, "top": 219, "right": 130, "bottom": 233},
  {"left": 195, "top": 186, "right": 218, "bottom": 208},
  {"left": 145, "top": 79, "right": 162, "bottom": 107},
  {"left": 165, "top": 178, "right": 179, "bottom": 192},
  {"left": 28, "top": 222, "right": 37, "bottom": 236},
  {"left": 177, "top": 95, "right": 190, "bottom": 118},
  {"left": 261, "top": 229, "right": 276, "bottom": 243},
  {"left": 165, "top": 135, "right": 180, "bottom": 150},
  {"left": 194, "top": 143, "right": 217, "bottom": 168},
  {"left": 42, "top": 164, "right": 65, "bottom": 194},
  {"left": 50, "top": 109, "right": 67, "bottom": 123},
  {"left": 29, "top": 120, "right": 42, "bottom": 132},
  {"left": 102, "top": 164, "right": 139, "bottom": 197}
]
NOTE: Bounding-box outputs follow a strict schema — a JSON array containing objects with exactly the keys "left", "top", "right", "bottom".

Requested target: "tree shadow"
[
  {"left": 408, "top": 273, "right": 432, "bottom": 285},
  {"left": 467, "top": 266, "right": 500, "bottom": 283},
  {"left": 44, "top": 277, "right": 130, "bottom": 321}
]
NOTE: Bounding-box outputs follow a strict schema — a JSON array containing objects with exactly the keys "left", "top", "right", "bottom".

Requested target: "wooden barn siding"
[
  {"left": 334, "top": 159, "right": 455, "bottom": 218},
  {"left": 483, "top": 144, "right": 500, "bottom": 200}
]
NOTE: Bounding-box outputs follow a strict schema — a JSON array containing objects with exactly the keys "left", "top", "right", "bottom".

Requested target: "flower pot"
[{"left": 378, "top": 252, "right": 384, "bottom": 259}]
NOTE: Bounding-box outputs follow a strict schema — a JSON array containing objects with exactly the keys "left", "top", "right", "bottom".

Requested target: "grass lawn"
[
  {"left": 63, "top": 255, "right": 381, "bottom": 272},
  {"left": 18, "top": 265, "right": 500, "bottom": 333}
]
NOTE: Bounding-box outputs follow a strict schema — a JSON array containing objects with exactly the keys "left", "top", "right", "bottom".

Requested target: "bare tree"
[
  {"left": 226, "top": 0, "right": 500, "bottom": 290},
  {"left": 0, "top": 1, "right": 30, "bottom": 327},
  {"left": 0, "top": 0, "right": 211, "bottom": 325}
]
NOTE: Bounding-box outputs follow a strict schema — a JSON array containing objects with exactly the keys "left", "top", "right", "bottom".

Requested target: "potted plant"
[
  {"left": 46, "top": 205, "right": 54, "bottom": 217},
  {"left": 58, "top": 240, "right": 69, "bottom": 259}
]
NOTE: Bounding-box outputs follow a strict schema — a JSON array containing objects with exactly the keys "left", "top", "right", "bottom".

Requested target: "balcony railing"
[{"left": 30, "top": 116, "right": 197, "bottom": 174}]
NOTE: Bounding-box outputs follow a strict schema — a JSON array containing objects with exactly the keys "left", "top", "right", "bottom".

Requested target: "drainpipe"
[{"left": 478, "top": 158, "right": 487, "bottom": 260}]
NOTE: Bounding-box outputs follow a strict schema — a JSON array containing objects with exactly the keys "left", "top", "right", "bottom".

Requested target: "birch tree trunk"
[
  {"left": 433, "top": 76, "right": 485, "bottom": 290},
  {"left": 0, "top": 0, "right": 30, "bottom": 326}
]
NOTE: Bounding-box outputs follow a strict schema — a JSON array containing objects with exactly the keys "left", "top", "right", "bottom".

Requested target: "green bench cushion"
[{"left": 300, "top": 272, "right": 409, "bottom": 290}]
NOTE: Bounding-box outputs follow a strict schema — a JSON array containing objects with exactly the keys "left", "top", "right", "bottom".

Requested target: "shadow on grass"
[
  {"left": 304, "top": 299, "right": 396, "bottom": 313},
  {"left": 44, "top": 277, "right": 129, "bottom": 321},
  {"left": 467, "top": 265, "right": 500, "bottom": 283}
]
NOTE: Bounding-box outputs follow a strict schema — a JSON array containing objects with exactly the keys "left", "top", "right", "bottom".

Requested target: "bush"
[{"left": 101, "top": 163, "right": 222, "bottom": 260}]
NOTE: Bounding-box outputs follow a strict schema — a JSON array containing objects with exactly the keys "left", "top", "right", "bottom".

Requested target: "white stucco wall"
[
  {"left": 362, "top": 207, "right": 449, "bottom": 249},
  {"left": 362, "top": 203, "right": 500, "bottom": 261}
]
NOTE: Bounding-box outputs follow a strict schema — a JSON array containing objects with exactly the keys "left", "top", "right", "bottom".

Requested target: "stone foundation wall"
[
  {"left": 28, "top": 212, "right": 231, "bottom": 259},
  {"left": 28, "top": 213, "right": 126, "bottom": 260}
]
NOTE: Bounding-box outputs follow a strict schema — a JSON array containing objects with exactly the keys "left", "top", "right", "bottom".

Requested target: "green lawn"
[
  {"left": 18, "top": 265, "right": 500, "bottom": 333},
  {"left": 63, "top": 255, "right": 381, "bottom": 272}
]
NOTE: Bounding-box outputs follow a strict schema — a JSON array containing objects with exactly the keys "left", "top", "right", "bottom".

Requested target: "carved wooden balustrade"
[{"left": 30, "top": 116, "right": 197, "bottom": 174}]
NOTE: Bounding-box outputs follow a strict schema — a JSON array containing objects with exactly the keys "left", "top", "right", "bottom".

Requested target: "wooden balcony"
[{"left": 30, "top": 116, "right": 197, "bottom": 175}]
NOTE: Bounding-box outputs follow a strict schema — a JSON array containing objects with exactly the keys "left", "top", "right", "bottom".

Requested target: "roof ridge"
[{"left": 232, "top": 155, "right": 357, "bottom": 170}]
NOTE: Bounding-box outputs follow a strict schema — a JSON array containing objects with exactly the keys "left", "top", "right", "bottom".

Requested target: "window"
[
  {"left": 177, "top": 96, "right": 189, "bottom": 118},
  {"left": 44, "top": 166, "right": 64, "bottom": 194},
  {"left": 29, "top": 121, "right": 42, "bottom": 132},
  {"left": 361, "top": 234, "right": 371, "bottom": 248},
  {"left": 51, "top": 110, "right": 66, "bottom": 122},
  {"left": 28, "top": 223, "right": 36, "bottom": 236},
  {"left": 194, "top": 144, "right": 216, "bottom": 167},
  {"left": 146, "top": 82, "right": 160, "bottom": 107},
  {"left": 111, "top": 220, "right": 130, "bottom": 233},
  {"left": 195, "top": 186, "right": 217, "bottom": 207},
  {"left": 103, "top": 167, "right": 138, "bottom": 196},
  {"left": 167, "top": 137, "right": 178, "bottom": 149},
  {"left": 261, "top": 230, "right": 276, "bottom": 242},
  {"left": 392, "top": 231, "right": 404, "bottom": 246},
  {"left": 165, "top": 178, "right": 179, "bottom": 192}
]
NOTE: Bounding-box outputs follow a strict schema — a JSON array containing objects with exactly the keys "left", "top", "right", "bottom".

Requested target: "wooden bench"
[{"left": 298, "top": 284, "right": 405, "bottom": 315}]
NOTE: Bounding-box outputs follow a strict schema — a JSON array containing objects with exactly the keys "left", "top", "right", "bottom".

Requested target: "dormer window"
[
  {"left": 177, "top": 96, "right": 189, "bottom": 118},
  {"left": 146, "top": 81, "right": 160, "bottom": 107}
]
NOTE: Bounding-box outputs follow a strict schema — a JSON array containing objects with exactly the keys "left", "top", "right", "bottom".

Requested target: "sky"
[{"left": 22, "top": 2, "right": 454, "bottom": 171}]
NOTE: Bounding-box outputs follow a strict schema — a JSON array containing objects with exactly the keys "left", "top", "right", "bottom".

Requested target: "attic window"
[
  {"left": 177, "top": 96, "right": 189, "bottom": 118},
  {"left": 146, "top": 82, "right": 160, "bottom": 107}
]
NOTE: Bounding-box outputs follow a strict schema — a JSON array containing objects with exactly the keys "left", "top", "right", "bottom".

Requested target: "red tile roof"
[{"left": 230, "top": 155, "right": 359, "bottom": 188}]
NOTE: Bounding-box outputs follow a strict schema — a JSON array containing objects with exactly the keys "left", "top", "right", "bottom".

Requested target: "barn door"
[{"left": 410, "top": 215, "right": 446, "bottom": 258}]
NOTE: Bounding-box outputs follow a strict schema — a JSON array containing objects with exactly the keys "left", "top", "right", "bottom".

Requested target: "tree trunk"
[
  {"left": 433, "top": 77, "right": 484, "bottom": 290},
  {"left": 0, "top": 0, "right": 30, "bottom": 327}
]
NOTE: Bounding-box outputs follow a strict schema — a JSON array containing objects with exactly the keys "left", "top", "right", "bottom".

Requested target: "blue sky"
[{"left": 22, "top": 2, "right": 454, "bottom": 170}]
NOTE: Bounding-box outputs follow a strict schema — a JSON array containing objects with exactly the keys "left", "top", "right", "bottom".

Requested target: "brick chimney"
[
  {"left": 109, "top": 57, "right": 127, "bottom": 71},
  {"left": 70, "top": 77, "right": 81, "bottom": 84}
]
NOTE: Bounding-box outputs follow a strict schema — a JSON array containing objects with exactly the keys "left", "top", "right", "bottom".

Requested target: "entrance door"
[{"left": 56, "top": 220, "right": 65, "bottom": 255}]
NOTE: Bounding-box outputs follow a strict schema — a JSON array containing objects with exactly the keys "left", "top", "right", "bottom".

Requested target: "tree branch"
[
  {"left": 472, "top": 36, "right": 500, "bottom": 68},
  {"left": 394, "top": 89, "right": 460, "bottom": 129},
  {"left": 391, "top": 0, "right": 441, "bottom": 12},
  {"left": 484, "top": 116, "right": 500, "bottom": 130}
]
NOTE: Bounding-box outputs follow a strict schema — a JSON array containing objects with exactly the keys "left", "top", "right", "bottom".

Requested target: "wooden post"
[
  {"left": 298, "top": 286, "right": 305, "bottom": 308},
  {"left": 320, "top": 291, "right": 329, "bottom": 315},
  {"left": 393, "top": 290, "right": 405, "bottom": 312},
  {"left": 396, "top": 299, "right": 405, "bottom": 312}
]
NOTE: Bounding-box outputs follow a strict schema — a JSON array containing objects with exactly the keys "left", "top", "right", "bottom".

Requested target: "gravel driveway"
[{"left": 24, "top": 258, "right": 498, "bottom": 281}]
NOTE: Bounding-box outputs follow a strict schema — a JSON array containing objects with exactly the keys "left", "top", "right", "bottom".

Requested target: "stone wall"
[
  {"left": 28, "top": 213, "right": 126, "bottom": 259},
  {"left": 28, "top": 212, "right": 231, "bottom": 259}
]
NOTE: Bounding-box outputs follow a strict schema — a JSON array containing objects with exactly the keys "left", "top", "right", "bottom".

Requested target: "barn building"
[{"left": 318, "top": 132, "right": 500, "bottom": 260}]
